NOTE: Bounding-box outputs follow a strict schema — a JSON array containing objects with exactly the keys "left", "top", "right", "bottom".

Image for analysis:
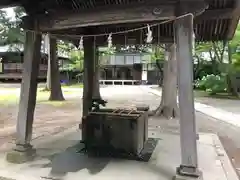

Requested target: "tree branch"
[{"left": 212, "top": 42, "right": 221, "bottom": 62}]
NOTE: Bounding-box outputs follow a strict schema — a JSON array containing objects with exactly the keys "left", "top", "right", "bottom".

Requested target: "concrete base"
[
  {"left": 0, "top": 126, "right": 238, "bottom": 180},
  {"left": 173, "top": 173, "right": 203, "bottom": 180},
  {"left": 173, "top": 166, "right": 203, "bottom": 180},
  {"left": 177, "top": 166, "right": 202, "bottom": 178},
  {"left": 6, "top": 144, "right": 36, "bottom": 164}
]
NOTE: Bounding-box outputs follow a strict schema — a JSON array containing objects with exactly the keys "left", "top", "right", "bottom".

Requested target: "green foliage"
[
  {"left": 57, "top": 40, "right": 84, "bottom": 71},
  {"left": 194, "top": 24, "right": 240, "bottom": 96},
  {"left": 232, "top": 59, "right": 240, "bottom": 71},
  {"left": 57, "top": 40, "right": 75, "bottom": 52},
  {"left": 151, "top": 46, "right": 164, "bottom": 62},
  {"left": 69, "top": 50, "right": 84, "bottom": 71},
  {"left": 194, "top": 63, "right": 220, "bottom": 80},
  {"left": 0, "top": 7, "right": 25, "bottom": 49},
  {"left": 195, "top": 42, "right": 212, "bottom": 55},
  {"left": 195, "top": 74, "right": 227, "bottom": 95},
  {"left": 229, "top": 24, "right": 240, "bottom": 71}
]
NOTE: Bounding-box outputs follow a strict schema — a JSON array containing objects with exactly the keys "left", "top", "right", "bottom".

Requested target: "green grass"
[
  {"left": 194, "top": 90, "right": 240, "bottom": 100},
  {"left": 0, "top": 93, "right": 18, "bottom": 104},
  {"left": 61, "top": 83, "right": 83, "bottom": 88},
  {"left": 39, "top": 100, "right": 70, "bottom": 107},
  {"left": 0, "top": 89, "right": 79, "bottom": 105}
]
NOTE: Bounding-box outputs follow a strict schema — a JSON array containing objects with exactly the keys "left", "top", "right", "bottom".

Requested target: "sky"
[{"left": 2, "top": 7, "right": 15, "bottom": 19}]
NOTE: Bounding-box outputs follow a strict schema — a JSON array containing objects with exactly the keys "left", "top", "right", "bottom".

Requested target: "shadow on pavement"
[{"left": 30, "top": 143, "right": 110, "bottom": 179}]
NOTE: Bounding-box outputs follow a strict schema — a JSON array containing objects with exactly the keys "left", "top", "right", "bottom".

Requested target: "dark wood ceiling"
[
  {"left": 51, "top": 0, "right": 233, "bottom": 12},
  {"left": 0, "top": 0, "right": 239, "bottom": 43},
  {"left": 0, "top": 0, "right": 234, "bottom": 12}
]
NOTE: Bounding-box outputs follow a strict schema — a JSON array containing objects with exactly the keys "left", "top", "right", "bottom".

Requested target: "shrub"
[{"left": 195, "top": 74, "right": 227, "bottom": 95}]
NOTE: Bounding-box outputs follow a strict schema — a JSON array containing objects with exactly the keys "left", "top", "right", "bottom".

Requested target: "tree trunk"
[
  {"left": 155, "top": 59, "right": 163, "bottom": 87},
  {"left": 209, "top": 50, "right": 218, "bottom": 74},
  {"left": 48, "top": 37, "right": 65, "bottom": 101},
  {"left": 42, "top": 34, "right": 51, "bottom": 91},
  {"left": 92, "top": 48, "right": 101, "bottom": 99},
  {"left": 227, "top": 42, "right": 239, "bottom": 97},
  {"left": 151, "top": 44, "right": 179, "bottom": 119},
  {"left": 45, "top": 37, "right": 51, "bottom": 90},
  {"left": 226, "top": 74, "right": 238, "bottom": 97},
  {"left": 45, "top": 58, "right": 51, "bottom": 90}
]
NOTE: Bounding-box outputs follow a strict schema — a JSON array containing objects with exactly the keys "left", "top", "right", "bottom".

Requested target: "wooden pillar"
[
  {"left": 81, "top": 37, "right": 95, "bottom": 141},
  {"left": 93, "top": 45, "right": 101, "bottom": 99},
  {"left": 49, "top": 37, "right": 65, "bottom": 101},
  {"left": 174, "top": 13, "right": 201, "bottom": 178},
  {"left": 6, "top": 30, "right": 42, "bottom": 163}
]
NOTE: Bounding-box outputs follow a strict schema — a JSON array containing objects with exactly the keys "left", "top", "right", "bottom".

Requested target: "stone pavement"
[
  {"left": 144, "top": 86, "right": 240, "bottom": 128},
  {"left": 0, "top": 85, "right": 239, "bottom": 180},
  {"left": 0, "top": 125, "right": 238, "bottom": 180},
  {"left": 195, "top": 97, "right": 240, "bottom": 114}
]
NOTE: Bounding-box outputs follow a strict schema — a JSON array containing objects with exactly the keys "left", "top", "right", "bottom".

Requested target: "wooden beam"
[
  {"left": 22, "top": 7, "right": 234, "bottom": 35},
  {"left": 95, "top": 35, "right": 174, "bottom": 46},
  {"left": 226, "top": 0, "right": 240, "bottom": 40},
  {"left": 196, "top": 8, "right": 233, "bottom": 21},
  {"left": 36, "top": 1, "right": 176, "bottom": 31}
]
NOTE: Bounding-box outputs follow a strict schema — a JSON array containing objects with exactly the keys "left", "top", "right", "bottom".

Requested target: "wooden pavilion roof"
[{"left": 0, "top": 0, "right": 240, "bottom": 43}]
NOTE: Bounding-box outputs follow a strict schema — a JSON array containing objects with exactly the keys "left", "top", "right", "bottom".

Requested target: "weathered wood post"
[
  {"left": 81, "top": 36, "right": 95, "bottom": 141},
  {"left": 6, "top": 30, "right": 42, "bottom": 163},
  {"left": 93, "top": 42, "right": 101, "bottom": 99},
  {"left": 174, "top": 12, "right": 202, "bottom": 178}
]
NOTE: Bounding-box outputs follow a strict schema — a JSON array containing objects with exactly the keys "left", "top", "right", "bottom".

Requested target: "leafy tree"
[
  {"left": 229, "top": 24, "right": 240, "bottom": 70},
  {"left": 69, "top": 50, "right": 84, "bottom": 71},
  {"left": 151, "top": 45, "right": 164, "bottom": 69},
  {"left": 193, "top": 23, "right": 240, "bottom": 97},
  {"left": 0, "top": 7, "right": 25, "bottom": 50},
  {"left": 226, "top": 23, "right": 240, "bottom": 96},
  {"left": 196, "top": 74, "right": 227, "bottom": 95},
  {"left": 149, "top": 44, "right": 178, "bottom": 119},
  {"left": 57, "top": 40, "right": 84, "bottom": 72}
]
